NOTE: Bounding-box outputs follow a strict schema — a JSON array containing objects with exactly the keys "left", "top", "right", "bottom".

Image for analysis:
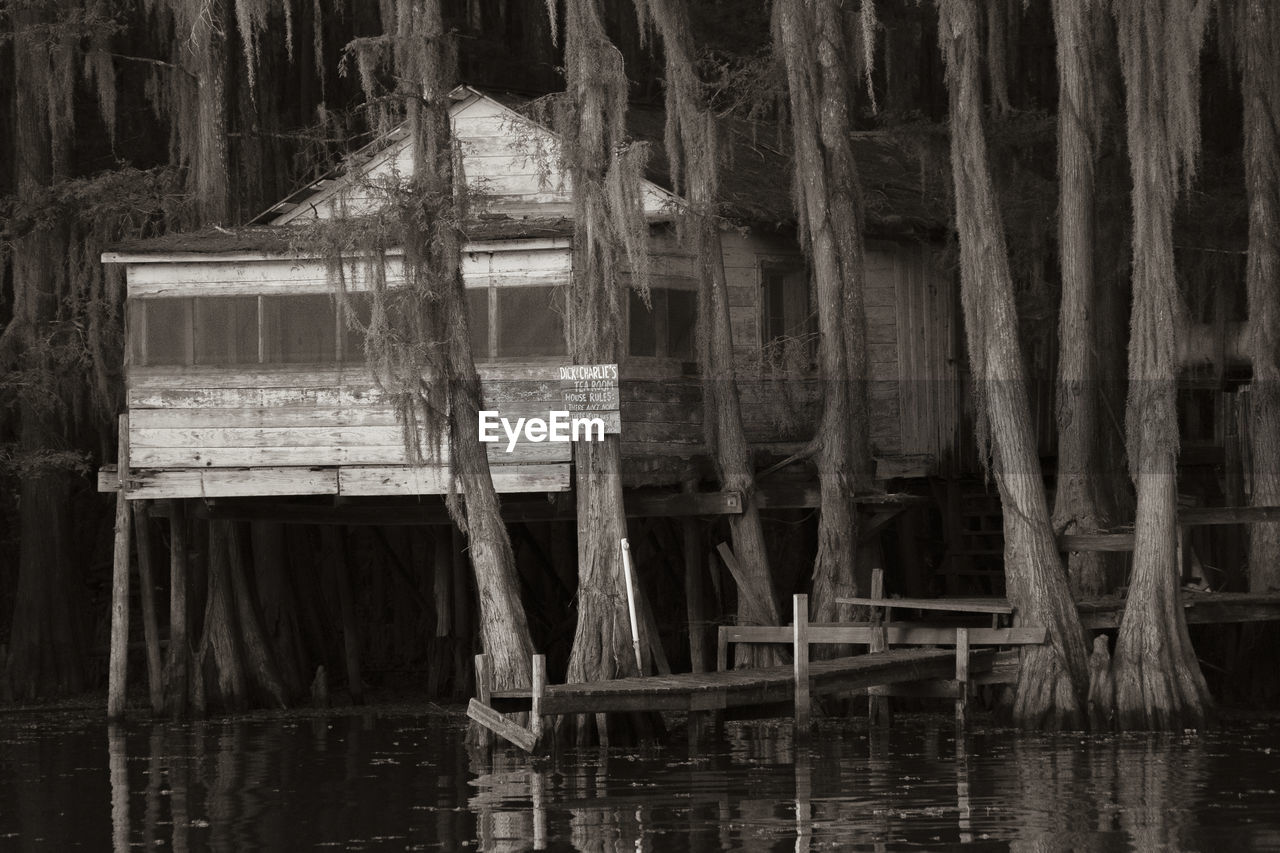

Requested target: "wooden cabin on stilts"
[
  {"left": 97, "top": 85, "right": 1280, "bottom": 723},
  {"left": 97, "top": 85, "right": 966, "bottom": 718}
]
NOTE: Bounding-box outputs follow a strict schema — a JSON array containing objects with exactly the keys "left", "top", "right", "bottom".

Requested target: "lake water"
[{"left": 0, "top": 707, "right": 1277, "bottom": 851}]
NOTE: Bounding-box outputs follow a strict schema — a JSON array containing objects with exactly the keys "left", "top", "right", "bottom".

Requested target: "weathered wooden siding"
[
  {"left": 278, "top": 92, "right": 675, "bottom": 224},
  {"left": 718, "top": 232, "right": 929, "bottom": 462},
  {"left": 125, "top": 364, "right": 572, "bottom": 498},
  {"left": 894, "top": 246, "right": 960, "bottom": 470},
  {"left": 116, "top": 222, "right": 960, "bottom": 498}
]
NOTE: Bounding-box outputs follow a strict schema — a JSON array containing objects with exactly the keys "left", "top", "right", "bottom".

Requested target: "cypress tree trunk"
[
  {"left": 402, "top": 0, "right": 534, "bottom": 696},
  {"left": 556, "top": 0, "right": 653, "bottom": 742},
  {"left": 1110, "top": 0, "right": 1213, "bottom": 730},
  {"left": 1233, "top": 0, "right": 1280, "bottom": 702},
  {"left": 774, "top": 0, "right": 875, "bottom": 629},
  {"left": 1241, "top": 0, "right": 1280, "bottom": 598},
  {"left": 1051, "top": 0, "right": 1111, "bottom": 597},
  {"left": 189, "top": 0, "right": 231, "bottom": 224},
  {"left": 193, "top": 520, "right": 288, "bottom": 711},
  {"left": 2, "top": 5, "right": 85, "bottom": 701},
  {"left": 639, "top": 0, "right": 783, "bottom": 665},
  {"left": 703, "top": 230, "right": 783, "bottom": 664},
  {"left": 938, "top": 0, "right": 1089, "bottom": 729}
]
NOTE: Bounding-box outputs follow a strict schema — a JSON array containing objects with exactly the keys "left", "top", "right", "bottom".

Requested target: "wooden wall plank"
[
  {"left": 339, "top": 463, "right": 571, "bottom": 495},
  {"left": 125, "top": 467, "right": 339, "bottom": 500},
  {"left": 130, "top": 439, "right": 571, "bottom": 469}
]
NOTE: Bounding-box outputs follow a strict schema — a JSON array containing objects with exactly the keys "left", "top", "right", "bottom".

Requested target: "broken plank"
[{"left": 465, "top": 700, "right": 536, "bottom": 753}]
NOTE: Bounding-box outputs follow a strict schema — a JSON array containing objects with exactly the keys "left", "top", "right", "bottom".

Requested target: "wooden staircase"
[{"left": 936, "top": 478, "right": 1006, "bottom": 595}]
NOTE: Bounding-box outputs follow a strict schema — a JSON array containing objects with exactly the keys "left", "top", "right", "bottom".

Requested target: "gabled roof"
[{"left": 107, "top": 86, "right": 945, "bottom": 260}]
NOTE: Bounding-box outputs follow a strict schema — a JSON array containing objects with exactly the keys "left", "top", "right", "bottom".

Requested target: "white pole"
[{"left": 620, "top": 538, "right": 644, "bottom": 676}]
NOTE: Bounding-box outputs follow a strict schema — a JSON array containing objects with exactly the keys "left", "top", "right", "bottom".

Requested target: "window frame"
[
  {"left": 131, "top": 279, "right": 577, "bottom": 369},
  {"left": 131, "top": 292, "right": 363, "bottom": 369},
  {"left": 624, "top": 282, "right": 698, "bottom": 367},
  {"left": 758, "top": 257, "right": 816, "bottom": 368},
  {"left": 467, "top": 279, "right": 569, "bottom": 363}
]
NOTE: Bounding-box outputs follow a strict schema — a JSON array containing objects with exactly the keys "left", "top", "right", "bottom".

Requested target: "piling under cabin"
[{"left": 99, "top": 86, "right": 958, "bottom": 516}]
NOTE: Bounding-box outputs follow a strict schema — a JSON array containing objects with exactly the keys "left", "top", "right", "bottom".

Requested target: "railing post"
[
  {"left": 868, "top": 568, "right": 891, "bottom": 726},
  {"left": 530, "top": 654, "right": 547, "bottom": 753},
  {"left": 475, "top": 653, "right": 493, "bottom": 748},
  {"left": 793, "top": 594, "right": 811, "bottom": 732},
  {"left": 955, "top": 628, "right": 970, "bottom": 728}
]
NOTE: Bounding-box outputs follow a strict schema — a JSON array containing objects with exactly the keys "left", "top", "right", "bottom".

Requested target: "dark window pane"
[
  {"left": 761, "top": 264, "right": 814, "bottom": 361},
  {"left": 341, "top": 292, "right": 372, "bottom": 363},
  {"left": 467, "top": 288, "right": 490, "bottom": 360},
  {"left": 763, "top": 270, "right": 788, "bottom": 344},
  {"left": 263, "top": 294, "right": 337, "bottom": 364},
  {"left": 667, "top": 289, "right": 696, "bottom": 361},
  {"left": 194, "top": 296, "right": 259, "bottom": 365},
  {"left": 629, "top": 289, "right": 658, "bottom": 357},
  {"left": 496, "top": 286, "right": 565, "bottom": 358},
  {"left": 135, "top": 298, "right": 191, "bottom": 366}
]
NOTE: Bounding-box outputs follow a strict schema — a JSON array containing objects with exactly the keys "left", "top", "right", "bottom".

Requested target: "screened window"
[
  {"left": 264, "top": 294, "right": 337, "bottom": 363},
  {"left": 467, "top": 287, "right": 490, "bottom": 359},
  {"left": 496, "top": 286, "right": 567, "bottom": 358},
  {"left": 130, "top": 285, "right": 570, "bottom": 367},
  {"left": 131, "top": 299, "right": 192, "bottom": 365},
  {"left": 195, "top": 297, "right": 259, "bottom": 365},
  {"left": 627, "top": 287, "right": 697, "bottom": 361},
  {"left": 467, "top": 284, "right": 566, "bottom": 361}
]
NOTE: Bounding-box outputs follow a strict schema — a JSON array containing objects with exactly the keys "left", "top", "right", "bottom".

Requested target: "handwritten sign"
[{"left": 559, "top": 363, "right": 621, "bottom": 434}]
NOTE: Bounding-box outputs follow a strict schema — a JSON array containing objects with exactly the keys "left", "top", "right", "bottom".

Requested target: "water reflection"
[{"left": 1, "top": 710, "right": 1279, "bottom": 850}]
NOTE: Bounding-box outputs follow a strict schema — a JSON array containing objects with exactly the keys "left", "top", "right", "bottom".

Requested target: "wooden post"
[
  {"left": 955, "top": 627, "right": 970, "bottom": 728},
  {"left": 868, "top": 568, "right": 891, "bottom": 726},
  {"left": 326, "top": 528, "right": 364, "bottom": 706},
  {"left": 166, "top": 500, "right": 188, "bottom": 718},
  {"left": 530, "top": 654, "right": 547, "bottom": 752},
  {"left": 620, "top": 538, "right": 644, "bottom": 676},
  {"left": 133, "top": 502, "right": 164, "bottom": 714},
  {"left": 475, "top": 653, "right": 493, "bottom": 748},
  {"left": 109, "top": 724, "right": 129, "bottom": 853},
  {"left": 108, "top": 414, "right": 132, "bottom": 720},
  {"left": 793, "top": 594, "right": 811, "bottom": 732},
  {"left": 716, "top": 627, "right": 728, "bottom": 672},
  {"left": 681, "top": 484, "right": 705, "bottom": 673}
]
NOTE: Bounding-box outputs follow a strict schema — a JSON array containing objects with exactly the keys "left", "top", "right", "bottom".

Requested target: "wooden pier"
[{"left": 468, "top": 588, "right": 1041, "bottom": 753}]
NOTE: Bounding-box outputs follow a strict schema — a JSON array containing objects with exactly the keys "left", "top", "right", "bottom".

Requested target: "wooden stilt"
[
  {"left": 432, "top": 531, "right": 452, "bottom": 639},
  {"left": 682, "top": 482, "right": 705, "bottom": 673},
  {"left": 955, "top": 627, "right": 970, "bottom": 728},
  {"left": 530, "top": 654, "right": 547, "bottom": 753},
  {"left": 166, "top": 500, "right": 189, "bottom": 718},
  {"left": 475, "top": 653, "right": 494, "bottom": 748},
  {"left": 452, "top": 526, "right": 473, "bottom": 700},
  {"left": 133, "top": 502, "right": 164, "bottom": 714},
  {"left": 868, "top": 568, "right": 892, "bottom": 726},
  {"left": 793, "top": 594, "right": 811, "bottom": 732},
  {"left": 109, "top": 724, "right": 129, "bottom": 853},
  {"left": 107, "top": 414, "right": 132, "bottom": 720},
  {"left": 324, "top": 528, "right": 364, "bottom": 705}
]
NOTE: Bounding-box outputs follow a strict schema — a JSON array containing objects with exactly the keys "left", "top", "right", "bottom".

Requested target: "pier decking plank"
[{"left": 489, "top": 647, "right": 995, "bottom": 716}]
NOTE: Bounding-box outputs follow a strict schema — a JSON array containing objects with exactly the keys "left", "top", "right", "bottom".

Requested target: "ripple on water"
[{"left": 0, "top": 710, "right": 1278, "bottom": 850}]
